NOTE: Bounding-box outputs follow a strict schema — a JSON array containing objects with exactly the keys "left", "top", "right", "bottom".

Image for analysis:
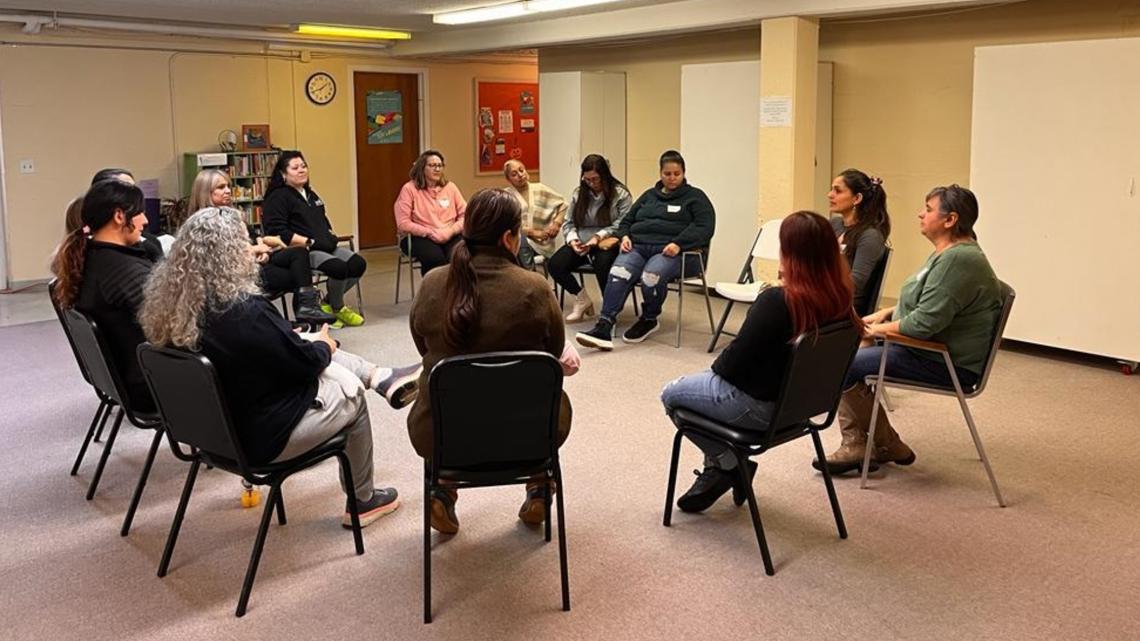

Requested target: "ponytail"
[
  {"left": 50, "top": 228, "right": 91, "bottom": 309},
  {"left": 837, "top": 169, "right": 891, "bottom": 263},
  {"left": 442, "top": 239, "right": 478, "bottom": 350}
]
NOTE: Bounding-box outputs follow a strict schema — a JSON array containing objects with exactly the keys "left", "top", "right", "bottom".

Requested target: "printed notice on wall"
[
  {"left": 498, "top": 109, "right": 514, "bottom": 133},
  {"left": 760, "top": 96, "right": 793, "bottom": 127}
]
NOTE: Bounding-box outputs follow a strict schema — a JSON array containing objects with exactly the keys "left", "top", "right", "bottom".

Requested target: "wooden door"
[{"left": 353, "top": 72, "right": 420, "bottom": 248}]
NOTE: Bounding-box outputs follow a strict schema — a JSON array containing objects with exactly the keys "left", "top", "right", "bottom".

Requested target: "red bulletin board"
[{"left": 475, "top": 79, "right": 539, "bottom": 175}]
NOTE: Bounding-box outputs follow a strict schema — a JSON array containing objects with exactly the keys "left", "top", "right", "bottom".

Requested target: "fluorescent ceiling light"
[
  {"left": 294, "top": 24, "right": 412, "bottom": 40},
  {"left": 433, "top": 0, "right": 623, "bottom": 25},
  {"left": 433, "top": 3, "right": 528, "bottom": 25}
]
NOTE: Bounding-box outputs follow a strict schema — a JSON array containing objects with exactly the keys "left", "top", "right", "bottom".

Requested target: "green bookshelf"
[{"left": 182, "top": 150, "right": 281, "bottom": 224}]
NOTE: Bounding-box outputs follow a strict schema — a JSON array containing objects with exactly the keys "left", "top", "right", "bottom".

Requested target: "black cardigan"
[
  {"left": 261, "top": 185, "right": 339, "bottom": 253},
  {"left": 711, "top": 286, "right": 795, "bottom": 402},
  {"left": 198, "top": 297, "right": 331, "bottom": 464}
]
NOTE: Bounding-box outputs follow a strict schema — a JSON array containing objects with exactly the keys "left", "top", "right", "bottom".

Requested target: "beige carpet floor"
[{"left": 1, "top": 248, "right": 1137, "bottom": 641}]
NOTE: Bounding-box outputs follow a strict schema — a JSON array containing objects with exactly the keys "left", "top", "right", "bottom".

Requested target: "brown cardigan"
[{"left": 406, "top": 246, "right": 572, "bottom": 458}]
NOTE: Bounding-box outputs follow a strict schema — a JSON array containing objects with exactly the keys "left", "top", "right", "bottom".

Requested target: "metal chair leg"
[
  {"left": 94, "top": 399, "right": 112, "bottom": 443},
  {"left": 274, "top": 488, "right": 287, "bottom": 525},
  {"left": 72, "top": 399, "right": 109, "bottom": 475},
  {"left": 86, "top": 407, "right": 124, "bottom": 500},
  {"left": 395, "top": 252, "right": 403, "bottom": 304},
  {"left": 675, "top": 255, "right": 685, "bottom": 348},
  {"left": 663, "top": 430, "right": 684, "bottom": 527},
  {"left": 336, "top": 452, "right": 364, "bottom": 554},
  {"left": 423, "top": 470, "right": 432, "bottom": 624},
  {"left": 707, "top": 300, "right": 735, "bottom": 353},
  {"left": 861, "top": 348, "right": 891, "bottom": 489},
  {"left": 236, "top": 482, "right": 280, "bottom": 617},
  {"left": 736, "top": 451, "right": 775, "bottom": 575},
  {"left": 158, "top": 458, "right": 201, "bottom": 577},
  {"left": 881, "top": 387, "right": 896, "bottom": 412},
  {"left": 554, "top": 463, "right": 570, "bottom": 612},
  {"left": 121, "top": 427, "right": 165, "bottom": 537},
  {"left": 811, "top": 429, "right": 847, "bottom": 539},
  {"left": 544, "top": 477, "right": 552, "bottom": 543},
  {"left": 943, "top": 353, "right": 1006, "bottom": 508},
  {"left": 696, "top": 258, "right": 715, "bottom": 334}
]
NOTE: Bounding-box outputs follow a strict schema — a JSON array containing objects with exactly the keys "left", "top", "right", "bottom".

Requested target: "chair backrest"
[
  {"left": 48, "top": 278, "right": 93, "bottom": 387},
  {"left": 137, "top": 344, "right": 247, "bottom": 468},
  {"left": 752, "top": 218, "right": 783, "bottom": 261},
  {"left": 765, "top": 320, "right": 862, "bottom": 445},
  {"left": 856, "top": 247, "right": 893, "bottom": 318},
  {"left": 62, "top": 308, "right": 127, "bottom": 406},
  {"left": 428, "top": 351, "right": 563, "bottom": 472},
  {"left": 967, "top": 280, "right": 1016, "bottom": 397}
]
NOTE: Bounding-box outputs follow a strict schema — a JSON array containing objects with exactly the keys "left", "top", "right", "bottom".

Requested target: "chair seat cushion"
[
  {"left": 671, "top": 408, "right": 767, "bottom": 446},
  {"left": 438, "top": 459, "right": 551, "bottom": 485},
  {"left": 867, "top": 375, "right": 978, "bottom": 395},
  {"left": 714, "top": 281, "right": 768, "bottom": 303}
]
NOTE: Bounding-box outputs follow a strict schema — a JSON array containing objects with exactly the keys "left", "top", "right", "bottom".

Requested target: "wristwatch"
[{"left": 305, "top": 237, "right": 314, "bottom": 249}]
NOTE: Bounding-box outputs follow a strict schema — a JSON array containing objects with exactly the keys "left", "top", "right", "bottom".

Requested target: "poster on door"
[
  {"left": 474, "top": 79, "right": 539, "bottom": 175},
  {"left": 366, "top": 90, "right": 403, "bottom": 144}
]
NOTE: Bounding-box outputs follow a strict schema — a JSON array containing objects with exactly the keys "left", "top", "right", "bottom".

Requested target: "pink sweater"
[{"left": 394, "top": 181, "right": 467, "bottom": 239}]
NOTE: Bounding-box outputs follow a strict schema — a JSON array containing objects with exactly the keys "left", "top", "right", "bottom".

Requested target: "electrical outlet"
[{"left": 18, "top": 159, "right": 34, "bottom": 174}]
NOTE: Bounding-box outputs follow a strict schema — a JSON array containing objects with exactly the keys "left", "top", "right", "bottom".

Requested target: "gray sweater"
[
  {"left": 831, "top": 216, "right": 886, "bottom": 313},
  {"left": 561, "top": 184, "right": 633, "bottom": 243}
]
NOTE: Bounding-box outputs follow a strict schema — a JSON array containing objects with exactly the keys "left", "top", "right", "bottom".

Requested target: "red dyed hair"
[{"left": 779, "top": 211, "right": 865, "bottom": 337}]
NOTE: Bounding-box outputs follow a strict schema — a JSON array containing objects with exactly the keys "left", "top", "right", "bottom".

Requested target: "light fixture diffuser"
[
  {"left": 294, "top": 24, "right": 412, "bottom": 40},
  {"left": 433, "top": 0, "right": 623, "bottom": 25}
]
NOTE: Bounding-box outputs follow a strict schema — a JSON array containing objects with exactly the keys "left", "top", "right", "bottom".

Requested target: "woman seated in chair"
[
  {"left": 394, "top": 149, "right": 467, "bottom": 276},
  {"left": 188, "top": 169, "right": 335, "bottom": 326},
  {"left": 51, "top": 179, "right": 158, "bottom": 414},
  {"left": 661, "top": 211, "right": 863, "bottom": 512},
  {"left": 828, "top": 168, "right": 891, "bottom": 313},
  {"left": 576, "top": 150, "right": 715, "bottom": 350},
  {"left": 548, "top": 153, "right": 633, "bottom": 322},
  {"left": 814, "top": 184, "right": 1003, "bottom": 475},
  {"left": 262, "top": 150, "right": 366, "bottom": 328},
  {"left": 408, "top": 188, "right": 578, "bottom": 535},
  {"left": 139, "top": 207, "right": 423, "bottom": 527}
]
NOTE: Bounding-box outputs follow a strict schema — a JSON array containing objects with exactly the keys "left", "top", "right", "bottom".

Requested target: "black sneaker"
[
  {"left": 676, "top": 467, "right": 733, "bottom": 513},
  {"left": 731, "top": 461, "right": 759, "bottom": 506},
  {"left": 343, "top": 487, "right": 399, "bottom": 528},
  {"left": 576, "top": 319, "right": 614, "bottom": 351},
  {"left": 622, "top": 318, "right": 659, "bottom": 343}
]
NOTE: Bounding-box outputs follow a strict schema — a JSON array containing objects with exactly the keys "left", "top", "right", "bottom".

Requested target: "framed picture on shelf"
[{"left": 241, "top": 124, "right": 271, "bottom": 151}]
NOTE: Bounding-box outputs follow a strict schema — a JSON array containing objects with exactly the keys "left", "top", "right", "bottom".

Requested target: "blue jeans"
[
  {"left": 600, "top": 244, "right": 705, "bottom": 323},
  {"left": 844, "top": 344, "right": 978, "bottom": 391},
  {"left": 661, "top": 370, "right": 774, "bottom": 469}
]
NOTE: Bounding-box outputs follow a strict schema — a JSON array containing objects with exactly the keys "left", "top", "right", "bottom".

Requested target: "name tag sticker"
[
  {"left": 666, "top": 205, "right": 681, "bottom": 213},
  {"left": 439, "top": 198, "right": 450, "bottom": 208}
]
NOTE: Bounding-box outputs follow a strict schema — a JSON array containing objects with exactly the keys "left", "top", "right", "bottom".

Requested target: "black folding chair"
[
  {"left": 48, "top": 279, "right": 118, "bottom": 476},
  {"left": 855, "top": 247, "right": 893, "bottom": 318},
  {"left": 664, "top": 320, "right": 862, "bottom": 575},
  {"left": 137, "top": 345, "right": 365, "bottom": 618},
  {"left": 424, "top": 351, "right": 569, "bottom": 623},
  {"left": 60, "top": 308, "right": 164, "bottom": 537}
]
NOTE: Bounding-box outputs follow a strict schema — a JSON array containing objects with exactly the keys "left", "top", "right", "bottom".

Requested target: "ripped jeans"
[{"left": 599, "top": 243, "right": 698, "bottom": 323}]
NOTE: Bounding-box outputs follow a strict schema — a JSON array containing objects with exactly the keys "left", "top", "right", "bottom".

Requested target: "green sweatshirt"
[
  {"left": 616, "top": 180, "right": 715, "bottom": 250},
  {"left": 895, "top": 241, "right": 1002, "bottom": 374}
]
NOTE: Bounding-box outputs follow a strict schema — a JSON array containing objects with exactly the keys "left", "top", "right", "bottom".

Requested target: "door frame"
[{"left": 346, "top": 65, "right": 430, "bottom": 248}]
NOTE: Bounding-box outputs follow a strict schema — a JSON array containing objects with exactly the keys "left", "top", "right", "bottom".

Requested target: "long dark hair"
[
  {"left": 50, "top": 180, "right": 146, "bottom": 309},
  {"left": 836, "top": 169, "right": 891, "bottom": 263},
  {"left": 266, "top": 150, "right": 309, "bottom": 196},
  {"left": 926, "top": 184, "right": 979, "bottom": 240},
  {"left": 779, "top": 211, "right": 864, "bottom": 337},
  {"left": 442, "top": 188, "right": 522, "bottom": 350},
  {"left": 571, "top": 154, "right": 625, "bottom": 229},
  {"left": 409, "top": 150, "right": 448, "bottom": 190}
]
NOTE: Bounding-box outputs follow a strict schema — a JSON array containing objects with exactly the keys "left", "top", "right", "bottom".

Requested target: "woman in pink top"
[{"left": 394, "top": 150, "right": 467, "bottom": 276}]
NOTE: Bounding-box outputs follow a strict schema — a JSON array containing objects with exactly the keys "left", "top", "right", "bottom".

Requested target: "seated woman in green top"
[{"left": 814, "top": 184, "right": 1003, "bottom": 475}]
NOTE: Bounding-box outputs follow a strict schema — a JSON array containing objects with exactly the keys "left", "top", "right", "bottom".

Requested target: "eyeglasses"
[
  {"left": 426, "top": 163, "right": 445, "bottom": 169},
  {"left": 582, "top": 176, "right": 602, "bottom": 184}
]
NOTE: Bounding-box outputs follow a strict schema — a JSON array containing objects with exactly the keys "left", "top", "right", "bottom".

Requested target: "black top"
[
  {"left": 711, "top": 287, "right": 795, "bottom": 402},
  {"left": 261, "top": 186, "right": 338, "bottom": 253},
  {"left": 75, "top": 240, "right": 157, "bottom": 413},
  {"left": 198, "top": 297, "right": 331, "bottom": 464},
  {"left": 139, "top": 231, "right": 165, "bottom": 262},
  {"left": 615, "top": 180, "right": 715, "bottom": 250}
]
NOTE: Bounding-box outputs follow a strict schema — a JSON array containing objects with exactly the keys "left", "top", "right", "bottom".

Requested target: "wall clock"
[{"left": 305, "top": 72, "right": 337, "bottom": 105}]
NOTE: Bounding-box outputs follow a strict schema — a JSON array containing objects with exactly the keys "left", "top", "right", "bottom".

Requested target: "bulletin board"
[{"left": 474, "top": 79, "right": 539, "bottom": 175}]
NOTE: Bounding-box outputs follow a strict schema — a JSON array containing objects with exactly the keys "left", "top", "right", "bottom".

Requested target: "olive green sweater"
[{"left": 895, "top": 241, "right": 1002, "bottom": 374}]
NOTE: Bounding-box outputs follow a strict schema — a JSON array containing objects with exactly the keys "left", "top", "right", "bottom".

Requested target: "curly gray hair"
[{"left": 141, "top": 206, "right": 261, "bottom": 349}]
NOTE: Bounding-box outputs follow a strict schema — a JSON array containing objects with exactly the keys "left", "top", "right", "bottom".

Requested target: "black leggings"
[
  {"left": 260, "top": 247, "right": 312, "bottom": 293},
  {"left": 404, "top": 236, "right": 460, "bottom": 276},
  {"left": 548, "top": 243, "right": 620, "bottom": 295},
  {"left": 314, "top": 253, "right": 367, "bottom": 280}
]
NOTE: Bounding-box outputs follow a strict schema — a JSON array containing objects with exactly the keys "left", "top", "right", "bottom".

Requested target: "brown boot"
[
  {"left": 813, "top": 384, "right": 880, "bottom": 475},
  {"left": 518, "top": 479, "right": 557, "bottom": 525},
  {"left": 873, "top": 423, "right": 916, "bottom": 466},
  {"left": 430, "top": 488, "right": 459, "bottom": 535}
]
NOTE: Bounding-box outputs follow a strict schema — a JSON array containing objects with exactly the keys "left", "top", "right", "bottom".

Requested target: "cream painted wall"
[
  {"left": 542, "top": 0, "right": 1140, "bottom": 294},
  {"left": 0, "top": 40, "right": 535, "bottom": 283}
]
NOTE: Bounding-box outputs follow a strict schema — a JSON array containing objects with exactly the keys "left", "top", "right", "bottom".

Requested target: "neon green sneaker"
[
  {"left": 320, "top": 303, "right": 344, "bottom": 329},
  {"left": 335, "top": 305, "right": 365, "bottom": 327}
]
